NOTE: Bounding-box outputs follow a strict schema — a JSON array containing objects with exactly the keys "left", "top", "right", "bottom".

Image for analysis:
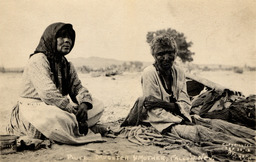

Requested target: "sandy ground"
[{"left": 0, "top": 70, "right": 255, "bottom": 162}]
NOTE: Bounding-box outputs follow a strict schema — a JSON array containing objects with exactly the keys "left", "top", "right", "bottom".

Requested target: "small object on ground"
[
  {"left": 90, "top": 124, "right": 117, "bottom": 137},
  {"left": 17, "top": 136, "right": 51, "bottom": 151},
  {"left": 0, "top": 135, "right": 18, "bottom": 155}
]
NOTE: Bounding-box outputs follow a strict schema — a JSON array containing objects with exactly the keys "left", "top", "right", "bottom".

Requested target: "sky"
[{"left": 0, "top": 0, "right": 255, "bottom": 68}]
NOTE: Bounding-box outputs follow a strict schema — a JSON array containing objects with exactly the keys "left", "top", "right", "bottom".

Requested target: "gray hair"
[{"left": 150, "top": 34, "right": 178, "bottom": 55}]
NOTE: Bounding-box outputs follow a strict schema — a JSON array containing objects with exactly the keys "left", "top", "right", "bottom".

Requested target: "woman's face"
[
  {"left": 56, "top": 29, "right": 73, "bottom": 55},
  {"left": 154, "top": 50, "right": 176, "bottom": 70}
]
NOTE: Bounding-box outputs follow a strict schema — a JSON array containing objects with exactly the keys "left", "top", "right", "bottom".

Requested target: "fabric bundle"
[
  {"left": 119, "top": 122, "right": 256, "bottom": 161},
  {"left": 191, "top": 90, "right": 256, "bottom": 129}
]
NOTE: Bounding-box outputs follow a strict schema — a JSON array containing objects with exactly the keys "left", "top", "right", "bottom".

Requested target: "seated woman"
[
  {"left": 7, "top": 22, "right": 106, "bottom": 144},
  {"left": 121, "top": 33, "right": 255, "bottom": 146}
]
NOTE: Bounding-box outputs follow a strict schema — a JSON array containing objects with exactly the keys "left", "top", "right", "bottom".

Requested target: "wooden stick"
[{"left": 186, "top": 73, "right": 226, "bottom": 91}]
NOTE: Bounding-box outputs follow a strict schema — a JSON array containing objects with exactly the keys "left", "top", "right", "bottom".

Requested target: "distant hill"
[{"left": 68, "top": 56, "right": 152, "bottom": 69}]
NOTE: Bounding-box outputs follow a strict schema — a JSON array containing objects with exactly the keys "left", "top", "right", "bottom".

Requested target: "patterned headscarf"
[{"left": 30, "top": 22, "right": 76, "bottom": 96}]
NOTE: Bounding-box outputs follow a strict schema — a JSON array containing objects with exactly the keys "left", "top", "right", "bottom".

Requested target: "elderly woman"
[
  {"left": 7, "top": 22, "right": 105, "bottom": 144},
  {"left": 122, "top": 34, "right": 191, "bottom": 132},
  {"left": 121, "top": 34, "right": 255, "bottom": 146}
]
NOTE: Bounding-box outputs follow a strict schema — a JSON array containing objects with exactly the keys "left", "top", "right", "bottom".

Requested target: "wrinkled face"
[
  {"left": 154, "top": 50, "right": 176, "bottom": 70},
  {"left": 56, "top": 29, "right": 73, "bottom": 55}
]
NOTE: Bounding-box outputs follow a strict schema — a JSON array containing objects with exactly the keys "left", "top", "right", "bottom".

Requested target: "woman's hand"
[
  {"left": 65, "top": 104, "right": 77, "bottom": 114},
  {"left": 76, "top": 103, "right": 88, "bottom": 123},
  {"left": 144, "top": 95, "right": 178, "bottom": 113},
  {"left": 144, "top": 95, "right": 162, "bottom": 110}
]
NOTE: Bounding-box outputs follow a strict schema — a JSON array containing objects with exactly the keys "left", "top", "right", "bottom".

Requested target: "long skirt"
[{"left": 7, "top": 97, "right": 105, "bottom": 144}]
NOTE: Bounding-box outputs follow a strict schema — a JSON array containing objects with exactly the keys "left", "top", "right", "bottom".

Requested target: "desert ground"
[{"left": 0, "top": 70, "right": 255, "bottom": 162}]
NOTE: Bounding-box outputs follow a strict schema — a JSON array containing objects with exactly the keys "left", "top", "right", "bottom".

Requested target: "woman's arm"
[
  {"left": 141, "top": 68, "right": 181, "bottom": 114},
  {"left": 143, "top": 95, "right": 180, "bottom": 114},
  {"left": 68, "top": 62, "right": 93, "bottom": 110},
  {"left": 28, "top": 54, "right": 75, "bottom": 113},
  {"left": 141, "top": 67, "right": 162, "bottom": 99}
]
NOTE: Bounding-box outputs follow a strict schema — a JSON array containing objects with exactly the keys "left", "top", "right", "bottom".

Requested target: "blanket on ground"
[
  {"left": 191, "top": 90, "right": 256, "bottom": 129},
  {"left": 119, "top": 115, "right": 256, "bottom": 161}
]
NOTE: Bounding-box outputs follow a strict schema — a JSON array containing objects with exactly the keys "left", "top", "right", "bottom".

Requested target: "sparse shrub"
[{"left": 233, "top": 67, "right": 243, "bottom": 74}]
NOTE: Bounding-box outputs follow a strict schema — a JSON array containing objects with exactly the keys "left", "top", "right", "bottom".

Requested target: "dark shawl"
[{"left": 30, "top": 22, "right": 76, "bottom": 96}]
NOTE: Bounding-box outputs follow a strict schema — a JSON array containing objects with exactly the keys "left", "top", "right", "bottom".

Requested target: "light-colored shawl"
[{"left": 141, "top": 65, "right": 192, "bottom": 132}]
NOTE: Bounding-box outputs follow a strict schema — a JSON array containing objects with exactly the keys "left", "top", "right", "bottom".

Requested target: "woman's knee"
[
  {"left": 88, "top": 100, "right": 104, "bottom": 117},
  {"left": 87, "top": 99, "right": 104, "bottom": 127}
]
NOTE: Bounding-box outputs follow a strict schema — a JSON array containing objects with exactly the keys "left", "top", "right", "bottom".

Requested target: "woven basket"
[{"left": 0, "top": 135, "right": 18, "bottom": 155}]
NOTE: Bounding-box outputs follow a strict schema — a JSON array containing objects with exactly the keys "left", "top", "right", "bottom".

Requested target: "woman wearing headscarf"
[{"left": 7, "top": 22, "right": 105, "bottom": 144}]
